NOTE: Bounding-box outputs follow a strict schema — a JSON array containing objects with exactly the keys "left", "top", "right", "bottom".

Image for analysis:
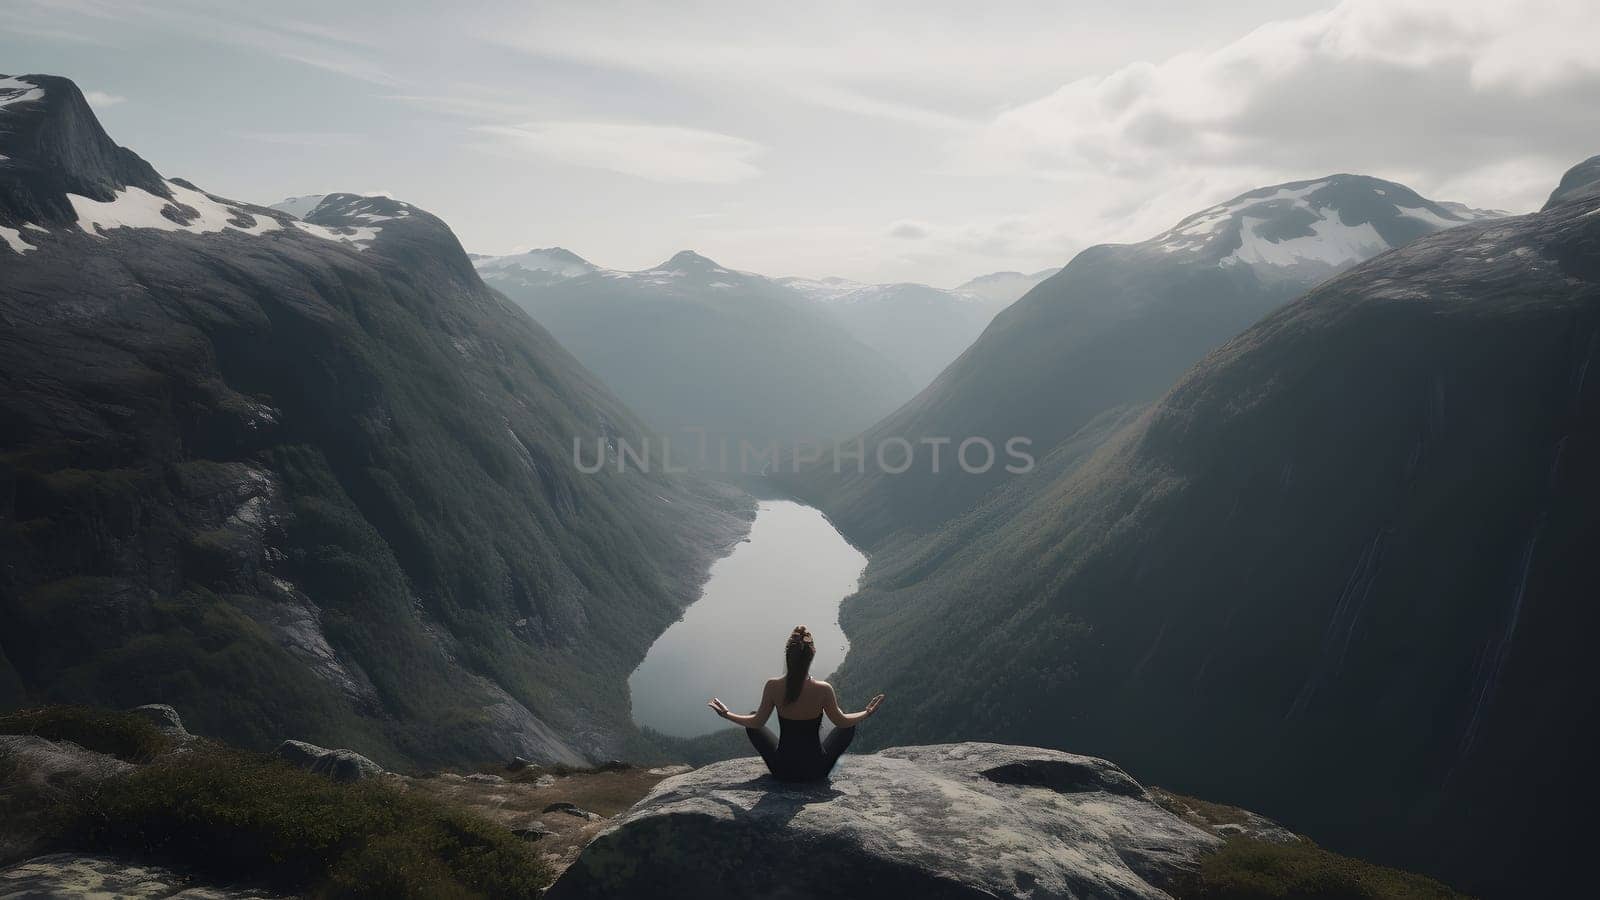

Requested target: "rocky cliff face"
[
  {"left": 549, "top": 742, "right": 1252, "bottom": 900},
  {"left": 0, "top": 74, "right": 751, "bottom": 768}
]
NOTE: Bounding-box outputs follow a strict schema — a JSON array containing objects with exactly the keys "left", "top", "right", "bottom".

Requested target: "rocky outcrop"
[
  {"left": 0, "top": 853, "right": 281, "bottom": 899},
  {"left": 548, "top": 743, "right": 1225, "bottom": 900},
  {"left": 128, "top": 703, "right": 192, "bottom": 739},
  {"left": 0, "top": 735, "right": 134, "bottom": 785},
  {"left": 273, "top": 740, "right": 384, "bottom": 783}
]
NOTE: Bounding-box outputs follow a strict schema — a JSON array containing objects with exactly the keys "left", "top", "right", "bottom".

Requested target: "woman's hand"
[
  {"left": 707, "top": 698, "right": 731, "bottom": 719},
  {"left": 864, "top": 693, "right": 885, "bottom": 717}
]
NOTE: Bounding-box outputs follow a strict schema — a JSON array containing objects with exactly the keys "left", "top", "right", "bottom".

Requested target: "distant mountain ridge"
[
  {"left": 776, "top": 278, "right": 1008, "bottom": 389},
  {"left": 473, "top": 248, "right": 922, "bottom": 447},
  {"left": 952, "top": 267, "right": 1061, "bottom": 306},
  {"left": 473, "top": 249, "right": 1038, "bottom": 408}
]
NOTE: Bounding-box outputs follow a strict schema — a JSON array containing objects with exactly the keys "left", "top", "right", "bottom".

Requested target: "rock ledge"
[{"left": 549, "top": 742, "right": 1224, "bottom": 900}]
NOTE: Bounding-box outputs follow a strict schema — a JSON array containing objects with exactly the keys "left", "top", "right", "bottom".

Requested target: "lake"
[{"left": 629, "top": 499, "right": 868, "bottom": 738}]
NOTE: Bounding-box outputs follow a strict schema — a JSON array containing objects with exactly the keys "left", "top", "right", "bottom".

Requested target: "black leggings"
[{"left": 746, "top": 725, "right": 855, "bottom": 781}]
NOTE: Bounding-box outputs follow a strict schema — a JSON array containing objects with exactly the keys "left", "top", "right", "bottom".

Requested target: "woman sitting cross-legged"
[{"left": 707, "top": 625, "right": 885, "bottom": 782}]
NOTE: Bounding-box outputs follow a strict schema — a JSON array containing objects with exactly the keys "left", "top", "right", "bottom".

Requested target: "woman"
[{"left": 707, "top": 625, "right": 885, "bottom": 782}]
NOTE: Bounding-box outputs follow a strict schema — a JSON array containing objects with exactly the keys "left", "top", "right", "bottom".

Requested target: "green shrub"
[
  {"left": 1176, "top": 837, "right": 1470, "bottom": 899},
  {"left": 0, "top": 706, "right": 172, "bottom": 762},
  {"left": 54, "top": 748, "right": 549, "bottom": 898}
]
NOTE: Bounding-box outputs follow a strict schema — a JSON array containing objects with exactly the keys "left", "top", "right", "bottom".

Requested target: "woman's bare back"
[{"left": 769, "top": 676, "right": 832, "bottom": 720}]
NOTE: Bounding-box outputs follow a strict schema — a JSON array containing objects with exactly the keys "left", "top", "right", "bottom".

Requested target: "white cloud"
[
  {"left": 83, "top": 90, "right": 125, "bottom": 107},
  {"left": 234, "top": 130, "right": 363, "bottom": 147},
  {"left": 475, "top": 121, "right": 763, "bottom": 184},
  {"left": 473, "top": 1, "right": 1220, "bottom": 130},
  {"left": 968, "top": 0, "right": 1600, "bottom": 221}
]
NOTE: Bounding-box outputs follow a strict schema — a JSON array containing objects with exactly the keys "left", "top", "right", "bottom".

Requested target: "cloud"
[
  {"left": 474, "top": 1, "right": 1116, "bottom": 130},
  {"left": 233, "top": 131, "right": 365, "bottom": 147},
  {"left": 276, "top": 51, "right": 405, "bottom": 88},
  {"left": 968, "top": 0, "right": 1600, "bottom": 218},
  {"left": 889, "top": 221, "right": 930, "bottom": 239},
  {"left": 83, "top": 90, "right": 125, "bottom": 107},
  {"left": 475, "top": 121, "right": 763, "bottom": 184}
]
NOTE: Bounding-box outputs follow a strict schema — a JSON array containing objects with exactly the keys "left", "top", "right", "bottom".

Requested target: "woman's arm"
[
  {"left": 822, "top": 684, "right": 884, "bottom": 728},
  {"left": 708, "top": 681, "right": 776, "bottom": 729}
]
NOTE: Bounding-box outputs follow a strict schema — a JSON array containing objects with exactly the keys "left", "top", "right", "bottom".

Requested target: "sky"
[{"left": 4, "top": 0, "right": 1598, "bottom": 286}]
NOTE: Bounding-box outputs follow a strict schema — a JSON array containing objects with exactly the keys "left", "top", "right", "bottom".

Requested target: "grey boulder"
[
  {"left": 273, "top": 740, "right": 384, "bottom": 783},
  {"left": 548, "top": 742, "right": 1222, "bottom": 899},
  {"left": 128, "top": 704, "right": 191, "bottom": 738}
]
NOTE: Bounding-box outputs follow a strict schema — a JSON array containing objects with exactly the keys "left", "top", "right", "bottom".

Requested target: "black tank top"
[{"left": 776, "top": 713, "right": 826, "bottom": 779}]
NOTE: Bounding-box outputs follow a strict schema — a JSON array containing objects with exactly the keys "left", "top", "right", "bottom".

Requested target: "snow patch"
[
  {"left": 1227, "top": 215, "right": 1388, "bottom": 268},
  {"left": 71, "top": 181, "right": 282, "bottom": 238},
  {"left": 292, "top": 219, "right": 380, "bottom": 250},
  {"left": 0, "top": 225, "right": 36, "bottom": 254},
  {"left": 0, "top": 76, "right": 44, "bottom": 112}
]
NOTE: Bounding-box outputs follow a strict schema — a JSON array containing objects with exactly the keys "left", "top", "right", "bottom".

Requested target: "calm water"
[{"left": 629, "top": 500, "right": 867, "bottom": 738}]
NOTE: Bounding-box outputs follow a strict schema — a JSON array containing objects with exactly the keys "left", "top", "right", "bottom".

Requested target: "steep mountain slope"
[
  {"left": 833, "top": 166, "right": 1600, "bottom": 896},
  {"left": 476, "top": 250, "right": 915, "bottom": 450},
  {"left": 784, "top": 176, "right": 1500, "bottom": 547},
  {"left": 952, "top": 267, "right": 1061, "bottom": 309},
  {"left": 1544, "top": 153, "right": 1600, "bottom": 208},
  {"left": 0, "top": 74, "right": 749, "bottom": 769},
  {"left": 779, "top": 278, "right": 999, "bottom": 390}
]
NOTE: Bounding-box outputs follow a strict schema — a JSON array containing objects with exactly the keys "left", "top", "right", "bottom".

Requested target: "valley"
[{"left": 3, "top": 14, "right": 1597, "bottom": 891}]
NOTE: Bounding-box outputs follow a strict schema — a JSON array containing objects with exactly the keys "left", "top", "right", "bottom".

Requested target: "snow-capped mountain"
[
  {"left": 1144, "top": 175, "right": 1503, "bottom": 277},
  {"left": 471, "top": 246, "right": 600, "bottom": 291},
  {"left": 0, "top": 73, "right": 744, "bottom": 769},
  {"left": 786, "top": 173, "right": 1501, "bottom": 547},
  {"left": 953, "top": 268, "right": 1062, "bottom": 308},
  {"left": 775, "top": 275, "right": 870, "bottom": 303},
  {"left": 0, "top": 76, "right": 427, "bottom": 265}
]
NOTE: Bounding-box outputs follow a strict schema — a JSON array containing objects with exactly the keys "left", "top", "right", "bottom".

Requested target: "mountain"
[
  {"left": 783, "top": 175, "right": 1502, "bottom": 547},
  {"left": 778, "top": 278, "right": 1000, "bottom": 390},
  {"left": 0, "top": 74, "right": 750, "bottom": 769},
  {"left": 952, "top": 267, "right": 1061, "bottom": 309},
  {"left": 830, "top": 161, "right": 1600, "bottom": 897},
  {"left": 475, "top": 249, "right": 916, "bottom": 451},
  {"left": 1544, "top": 153, "right": 1600, "bottom": 209},
  {"left": 466, "top": 246, "right": 599, "bottom": 290}
]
